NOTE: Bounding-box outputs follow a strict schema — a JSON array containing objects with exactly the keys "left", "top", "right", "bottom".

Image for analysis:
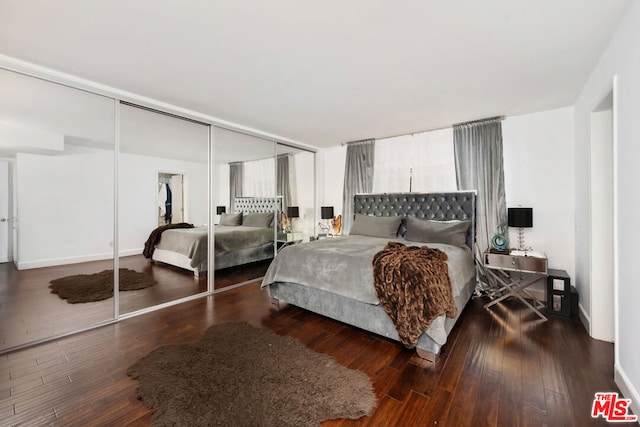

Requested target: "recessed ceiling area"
[{"left": 0, "top": 0, "right": 632, "bottom": 147}]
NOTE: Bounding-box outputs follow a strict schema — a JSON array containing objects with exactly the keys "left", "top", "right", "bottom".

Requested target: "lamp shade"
[
  {"left": 287, "top": 206, "right": 299, "bottom": 218},
  {"left": 321, "top": 206, "right": 334, "bottom": 219},
  {"left": 508, "top": 207, "right": 533, "bottom": 228},
  {"left": 216, "top": 206, "right": 226, "bottom": 215}
]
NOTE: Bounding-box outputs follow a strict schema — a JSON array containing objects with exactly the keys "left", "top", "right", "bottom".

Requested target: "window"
[
  {"left": 372, "top": 128, "right": 456, "bottom": 193},
  {"left": 243, "top": 157, "right": 275, "bottom": 197}
]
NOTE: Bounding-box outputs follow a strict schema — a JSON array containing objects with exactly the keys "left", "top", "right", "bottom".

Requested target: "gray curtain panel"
[
  {"left": 229, "top": 162, "right": 244, "bottom": 212},
  {"left": 342, "top": 139, "right": 375, "bottom": 233},
  {"left": 277, "top": 154, "right": 292, "bottom": 210},
  {"left": 453, "top": 118, "right": 507, "bottom": 255}
]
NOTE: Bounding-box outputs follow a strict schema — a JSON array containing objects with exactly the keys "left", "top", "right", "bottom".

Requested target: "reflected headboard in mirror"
[{"left": 233, "top": 196, "right": 282, "bottom": 215}]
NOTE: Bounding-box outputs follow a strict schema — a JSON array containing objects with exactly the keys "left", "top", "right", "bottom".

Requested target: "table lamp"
[
  {"left": 320, "top": 206, "right": 334, "bottom": 236},
  {"left": 508, "top": 207, "right": 533, "bottom": 251},
  {"left": 286, "top": 206, "right": 299, "bottom": 232}
]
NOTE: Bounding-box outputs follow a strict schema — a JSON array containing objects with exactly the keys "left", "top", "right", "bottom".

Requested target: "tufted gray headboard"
[
  {"left": 353, "top": 191, "right": 477, "bottom": 249},
  {"left": 233, "top": 196, "right": 282, "bottom": 214}
]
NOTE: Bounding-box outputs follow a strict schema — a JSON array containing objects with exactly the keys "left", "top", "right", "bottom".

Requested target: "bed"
[
  {"left": 262, "top": 191, "right": 476, "bottom": 361},
  {"left": 150, "top": 197, "right": 280, "bottom": 276}
]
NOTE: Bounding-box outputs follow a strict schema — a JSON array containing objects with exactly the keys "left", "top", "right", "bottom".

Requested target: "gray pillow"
[
  {"left": 219, "top": 212, "right": 242, "bottom": 226},
  {"left": 404, "top": 216, "right": 470, "bottom": 247},
  {"left": 242, "top": 212, "right": 274, "bottom": 228},
  {"left": 349, "top": 214, "right": 402, "bottom": 238}
]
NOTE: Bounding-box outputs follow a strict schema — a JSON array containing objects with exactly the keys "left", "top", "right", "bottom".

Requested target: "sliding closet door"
[
  {"left": 0, "top": 68, "right": 116, "bottom": 352},
  {"left": 118, "top": 103, "right": 210, "bottom": 314},
  {"left": 212, "top": 127, "right": 276, "bottom": 290},
  {"left": 276, "top": 144, "right": 316, "bottom": 242}
]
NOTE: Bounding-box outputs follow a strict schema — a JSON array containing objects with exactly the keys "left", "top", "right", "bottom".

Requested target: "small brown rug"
[
  {"left": 49, "top": 268, "right": 156, "bottom": 303},
  {"left": 127, "top": 322, "right": 376, "bottom": 426}
]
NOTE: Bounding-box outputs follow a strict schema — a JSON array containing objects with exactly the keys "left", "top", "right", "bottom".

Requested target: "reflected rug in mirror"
[
  {"left": 49, "top": 268, "right": 156, "bottom": 303},
  {"left": 127, "top": 322, "right": 376, "bottom": 426}
]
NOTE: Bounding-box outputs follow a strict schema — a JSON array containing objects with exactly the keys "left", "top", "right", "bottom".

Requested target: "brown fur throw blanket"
[
  {"left": 142, "top": 222, "right": 194, "bottom": 259},
  {"left": 372, "top": 241, "right": 457, "bottom": 348}
]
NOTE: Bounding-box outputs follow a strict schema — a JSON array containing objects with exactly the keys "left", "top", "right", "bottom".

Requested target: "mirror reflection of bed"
[
  {"left": 147, "top": 196, "right": 281, "bottom": 289},
  {"left": 0, "top": 65, "right": 316, "bottom": 354},
  {"left": 211, "top": 129, "right": 277, "bottom": 289},
  {"left": 118, "top": 103, "right": 210, "bottom": 315},
  {"left": 211, "top": 128, "right": 316, "bottom": 290}
]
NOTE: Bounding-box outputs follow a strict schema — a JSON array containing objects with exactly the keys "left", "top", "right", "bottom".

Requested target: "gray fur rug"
[{"left": 127, "top": 322, "right": 376, "bottom": 426}]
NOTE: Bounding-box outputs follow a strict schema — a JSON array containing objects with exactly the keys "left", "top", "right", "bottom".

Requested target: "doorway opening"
[
  {"left": 158, "top": 172, "right": 186, "bottom": 225},
  {"left": 590, "top": 87, "right": 615, "bottom": 343}
]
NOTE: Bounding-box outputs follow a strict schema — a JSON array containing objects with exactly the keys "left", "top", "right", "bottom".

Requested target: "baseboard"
[
  {"left": 16, "top": 248, "right": 143, "bottom": 270},
  {"left": 118, "top": 248, "right": 143, "bottom": 258},
  {"left": 578, "top": 302, "right": 591, "bottom": 334},
  {"left": 615, "top": 365, "right": 640, "bottom": 424}
]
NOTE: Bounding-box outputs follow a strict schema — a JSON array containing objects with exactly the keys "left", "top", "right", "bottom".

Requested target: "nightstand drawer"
[
  {"left": 277, "top": 231, "right": 302, "bottom": 242},
  {"left": 485, "top": 253, "right": 547, "bottom": 273}
]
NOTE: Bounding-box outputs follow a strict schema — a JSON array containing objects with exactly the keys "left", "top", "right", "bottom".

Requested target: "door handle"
[{"left": 0, "top": 218, "right": 7, "bottom": 222}]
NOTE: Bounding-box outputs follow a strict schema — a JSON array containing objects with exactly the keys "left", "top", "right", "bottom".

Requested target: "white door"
[{"left": 0, "top": 160, "right": 10, "bottom": 263}]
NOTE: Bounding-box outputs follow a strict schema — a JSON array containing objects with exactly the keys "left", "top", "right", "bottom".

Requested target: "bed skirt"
[
  {"left": 267, "top": 275, "right": 475, "bottom": 360},
  {"left": 152, "top": 243, "right": 275, "bottom": 276}
]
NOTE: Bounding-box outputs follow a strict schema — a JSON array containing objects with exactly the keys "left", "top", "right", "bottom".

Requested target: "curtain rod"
[
  {"left": 340, "top": 115, "right": 506, "bottom": 145},
  {"left": 452, "top": 115, "right": 505, "bottom": 127},
  {"left": 340, "top": 138, "right": 375, "bottom": 146}
]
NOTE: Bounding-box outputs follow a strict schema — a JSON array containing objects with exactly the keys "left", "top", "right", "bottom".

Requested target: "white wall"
[
  {"left": 293, "top": 151, "right": 315, "bottom": 238},
  {"left": 214, "top": 163, "right": 230, "bottom": 214},
  {"left": 574, "top": 0, "right": 640, "bottom": 415},
  {"left": 0, "top": 67, "right": 114, "bottom": 145},
  {"left": 16, "top": 146, "right": 208, "bottom": 269},
  {"left": 0, "top": 123, "right": 63, "bottom": 154},
  {"left": 318, "top": 109, "right": 577, "bottom": 277},
  {"left": 502, "top": 108, "right": 576, "bottom": 296},
  {"left": 16, "top": 147, "right": 114, "bottom": 268},
  {"left": 119, "top": 152, "right": 208, "bottom": 254}
]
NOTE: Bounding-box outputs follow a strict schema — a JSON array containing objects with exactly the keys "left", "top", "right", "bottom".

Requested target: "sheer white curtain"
[
  {"left": 229, "top": 162, "right": 244, "bottom": 210},
  {"left": 411, "top": 128, "right": 456, "bottom": 191},
  {"left": 372, "top": 128, "right": 456, "bottom": 193},
  {"left": 243, "top": 157, "right": 275, "bottom": 197},
  {"left": 372, "top": 134, "right": 412, "bottom": 192}
]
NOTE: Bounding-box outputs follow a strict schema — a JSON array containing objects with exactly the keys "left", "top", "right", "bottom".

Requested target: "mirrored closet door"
[
  {"left": 0, "top": 68, "right": 116, "bottom": 351},
  {"left": 118, "top": 103, "right": 210, "bottom": 315},
  {"left": 212, "top": 127, "right": 277, "bottom": 290},
  {"left": 276, "top": 143, "right": 316, "bottom": 244}
]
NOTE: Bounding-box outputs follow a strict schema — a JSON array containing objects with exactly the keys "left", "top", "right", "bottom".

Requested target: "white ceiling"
[{"left": 0, "top": 0, "right": 632, "bottom": 148}]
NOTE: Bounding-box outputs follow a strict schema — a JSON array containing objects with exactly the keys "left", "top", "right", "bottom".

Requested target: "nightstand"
[
  {"left": 546, "top": 269, "right": 572, "bottom": 316},
  {"left": 483, "top": 250, "right": 548, "bottom": 320},
  {"left": 276, "top": 231, "right": 302, "bottom": 252}
]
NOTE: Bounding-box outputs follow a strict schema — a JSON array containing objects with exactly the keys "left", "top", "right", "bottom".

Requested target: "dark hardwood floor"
[
  {"left": 213, "top": 259, "right": 271, "bottom": 290},
  {"left": 0, "top": 272, "right": 632, "bottom": 426},
  {"left": 0, "top": 255, "right": 270, "bottom": 350}
]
